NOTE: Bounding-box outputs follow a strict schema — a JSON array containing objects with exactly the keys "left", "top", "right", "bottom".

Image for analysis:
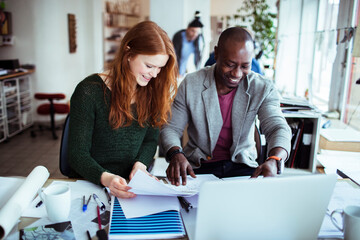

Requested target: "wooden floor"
[{"left": 0, "top": 127, "right": 65, "bottom": 179}]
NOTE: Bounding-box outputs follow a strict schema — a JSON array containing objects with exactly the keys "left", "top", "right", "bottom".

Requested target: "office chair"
[
  {"left": 59, "top": 114, "right": 71, "bottom": 177},
  {"left": 254, "top": 124, "right": 265, "bottom": 164},
  {"left": 32, "top": 93, "right": 70, "bottom": 140}
]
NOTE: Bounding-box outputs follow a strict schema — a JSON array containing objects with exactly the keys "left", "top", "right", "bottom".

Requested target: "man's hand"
[
  {"left": 166, "top": 153, "right": 196, "bottom": 186},
  {"left": 100, "top": 172, "right": 136, "bottom": 199},
  {"left": 251, "top": 159, "right": 277, "bottom": 178}
]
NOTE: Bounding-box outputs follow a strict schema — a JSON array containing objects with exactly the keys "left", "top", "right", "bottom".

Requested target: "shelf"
[
  {"left": 105, "top": 12, "right": 140, "bottom": 17},
  {"left": 105, "top": 25, "right": 131, "bottom": 29},
  {"left": 284, "top": 112, "right": 320, "bottom": 173},
  {"left": 0, "top": 74, "right": 33, "bottom": 142},
  {"left": 105, "top": 38, "right": 122, "bottom": 42},
  {"left": 103, "top": 1, "right": 140, "bottom": 68}
]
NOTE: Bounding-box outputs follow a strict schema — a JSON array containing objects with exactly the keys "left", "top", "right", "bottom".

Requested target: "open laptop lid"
[{"left": 192, "top": 174, "right": 337, "bottom": 240}]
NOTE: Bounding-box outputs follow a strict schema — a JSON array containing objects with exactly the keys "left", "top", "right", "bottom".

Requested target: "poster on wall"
[
  {"left": 0, "top": 11, "right": 12, "bottom": 35},
  {"left": 67, "top": 13, "right": 77, "bottom": 53}
]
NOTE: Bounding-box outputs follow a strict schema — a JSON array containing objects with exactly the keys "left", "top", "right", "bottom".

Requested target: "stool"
[{"left": 32, "top": 93, "right": 70, "bottom": 139}]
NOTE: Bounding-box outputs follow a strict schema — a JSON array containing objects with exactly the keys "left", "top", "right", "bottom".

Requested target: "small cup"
[
  {"left": 40, "top": 183, "right": 71, "bottom": 222},
  {"left": 331, "top": 205, "right": 360, "bottom": 240}
]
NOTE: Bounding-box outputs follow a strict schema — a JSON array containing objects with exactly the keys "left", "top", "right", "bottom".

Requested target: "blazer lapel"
[
  {"left": 231, "top": 79, "right": 250, "bottom": 151},
  {"left": 202, "top": 71, "right": 223, "bottom": 153}
]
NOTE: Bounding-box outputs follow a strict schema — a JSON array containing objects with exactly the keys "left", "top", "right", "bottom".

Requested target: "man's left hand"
[{"left": 251, "top": 159, "right": 278, "bottom": 178}]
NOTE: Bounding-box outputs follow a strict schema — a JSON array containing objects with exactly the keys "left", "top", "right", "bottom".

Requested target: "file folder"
[{"left": 108, "top": 197, "right": 185, "bottom": 239}]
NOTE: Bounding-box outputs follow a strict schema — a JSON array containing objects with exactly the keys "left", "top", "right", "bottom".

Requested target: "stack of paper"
[{"left": 108, "top": 171, "right": 220, "bottom": 239}]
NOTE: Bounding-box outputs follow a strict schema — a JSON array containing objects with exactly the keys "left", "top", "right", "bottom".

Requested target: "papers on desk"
[
  {"left": 321, "top": 127, "right": 360, "bottom": 142},
  {"left": 109, "top": 170, "right": 214, "bottom": 239},
  {"left": 0, "top": 166, "right": 49, "bottom": 239},
  {"left": 119, "top": 170, "right": 219, "bottom": 219},
  {"left": 317, "top": 150, "right": 360, "bottom": 186},
  {"left": 128, "top": 170, "right": 197, "bottom": 196},
  {"left": 129, "top": 170, "right": 218, "bottom": 197},
  {"left": 319, "top": 181, "right": 360, "bottom": 238},
  {"left": 2, "top": 177, "right": 111, "bottom": 240}
]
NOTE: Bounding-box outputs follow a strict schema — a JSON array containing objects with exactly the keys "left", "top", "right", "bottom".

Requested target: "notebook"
[
  {"left": 182, "top": 174, "right": 337, "bottom": 240},
  {"left": 108, "top": 197, "right": 185, "bottom": 239}
]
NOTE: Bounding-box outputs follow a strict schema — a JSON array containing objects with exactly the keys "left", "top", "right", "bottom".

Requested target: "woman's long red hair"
[{"left": 106, "top": 21, "right": 178, "bottom": 128}]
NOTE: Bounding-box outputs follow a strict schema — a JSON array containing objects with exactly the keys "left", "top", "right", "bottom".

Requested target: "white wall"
[
  {"left": 0, "top": 0, "right": 103, "bottom": 121},
  {"left": 149, "top": 0, "right": 185, "bottom": 41},
  {"left": 150, "top": 0, "right": 211, "bottom": 67}
]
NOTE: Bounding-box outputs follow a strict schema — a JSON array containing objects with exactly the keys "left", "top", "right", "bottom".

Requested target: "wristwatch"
[
  {"left": 166, "top": 148, "right": 185, "bottom": 162},
  {"left": 265, "top": 156, "right": 283, "bottom": 174}
]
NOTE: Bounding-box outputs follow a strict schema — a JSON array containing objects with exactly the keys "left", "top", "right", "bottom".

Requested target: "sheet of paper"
[
  {"left": 128, "top": 170, "right": 197, "bottom": 196},
  {"left": 317, "top": 150, "right": 360, "bottom": 176},
  {"left": 0, "top": 166, "right": 49, "bottom": 239},
  {"left": 164, "top": 174, "right": 220, "bottom": 192},
  {"left": 20, "top": 179, "right": 113, "bottom": 240},
  {"left": 118, "top": 195, "right": 180, "bottom": 219},
  {"left": 122, "top": 172, "right": 220, "bottom": 218},
  {"left": 320, "top": 127, "right": 360, "bottom": 142},
  {"left": 20, "top": 200, "right": 105, "bottom": 240},
  {"left": 150, "top": 157, "right": 169, "bottom": 177},
  {"left": 0, "top": 177, "right": 25, "bottom": 208},
  {"left": 319, "top": 181, "right": 360, "bottom": 238},
  {"left": 21, "top": 195, "right": 47, "bottom": 218},
  {"left": 22, "top": 180, "right": 108, "bottom": 221}
]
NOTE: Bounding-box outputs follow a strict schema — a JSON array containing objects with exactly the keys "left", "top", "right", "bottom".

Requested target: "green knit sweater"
[{"left": 68, "top": 74, "right": 159, "bottom": 185}]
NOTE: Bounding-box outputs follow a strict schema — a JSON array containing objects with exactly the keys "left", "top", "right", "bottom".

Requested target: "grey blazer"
[{"left": 160, "top": 65, "right": 291, "bottom": 168}]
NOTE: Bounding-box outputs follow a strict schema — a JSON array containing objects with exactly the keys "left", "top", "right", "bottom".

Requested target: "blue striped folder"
[{"left": 109, "top": 197, "right": 186, "bottom": 239}]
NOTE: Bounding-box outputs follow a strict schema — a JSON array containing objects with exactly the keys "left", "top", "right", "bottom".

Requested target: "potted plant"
[{"left": 226, "top": 0, "right": 277, "bottom": 59}]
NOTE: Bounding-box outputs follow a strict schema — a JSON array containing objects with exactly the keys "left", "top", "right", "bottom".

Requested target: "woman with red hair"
[{"left": 68, "top": 21, "right": 178, "bottom": 198}]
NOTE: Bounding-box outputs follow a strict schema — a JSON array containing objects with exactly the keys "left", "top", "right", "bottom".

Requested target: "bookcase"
[
  {"left": 283, "top": 112, "right": 321, "bottom": 173},
  {"left": 103, "top": 0, "right": 140, "bottom": 69},
  {"left": 0, "top": 74, "right": 33, "bottom": 143}
]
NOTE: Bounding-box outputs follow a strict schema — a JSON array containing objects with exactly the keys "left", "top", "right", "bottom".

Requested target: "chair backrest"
[
  {"left": 59, "top": 114, "right": 71, "bottom": 177},
  {"left": 254, "top": 124, "right": 265, "bottom": 164}
]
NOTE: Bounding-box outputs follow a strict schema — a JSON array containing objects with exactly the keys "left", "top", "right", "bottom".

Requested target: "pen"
[
  {"left": 104, "top": 187, "right": 111, "bottom": 205},
  {"left": 86, "top": 230, "right": 91, "bottom": 240},
  {"left": 93, "top": 193, "right": 106, "bottom": 211},
  {"left": 35, "top": 200, "right": 43, "bottom": 208},
  {"left": 178, "top": 196, "right": 193, "bottom": 212},
  {"left": 96, "top": 205, "right": 108, "bottom": 240},
  {"left": 336, "top": 169, "right": 360, "bottom": 187},
  {"left": 97, "top": 205, "right": 102, "bottom": 229},
  {"left": 83, "top": 195, "right": 91, "bottom": 212}
]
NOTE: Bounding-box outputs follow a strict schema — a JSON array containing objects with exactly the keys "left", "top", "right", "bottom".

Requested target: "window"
[{"left": 275, "top": 0, "right": 358, "bottom": 128}]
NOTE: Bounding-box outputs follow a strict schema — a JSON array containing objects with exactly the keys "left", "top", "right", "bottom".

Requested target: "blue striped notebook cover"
[{"left": 109, "top": 197, "right": 186, "bottom": 239}]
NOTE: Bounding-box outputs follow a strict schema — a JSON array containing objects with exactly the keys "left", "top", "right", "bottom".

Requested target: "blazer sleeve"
[
  {"left": 160, "top": 81, "right": 189, "bottom": 153},
  {"left": 257, "top": 85, "right": 292, "bottom": 160}
]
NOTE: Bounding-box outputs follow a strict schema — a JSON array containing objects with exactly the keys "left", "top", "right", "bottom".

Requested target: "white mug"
[
  {"left": 331, "top": 205, "right": 360, "bottom": 240},
  {"left": 40, "top": 183, "right": 71, "bottom": 222}
]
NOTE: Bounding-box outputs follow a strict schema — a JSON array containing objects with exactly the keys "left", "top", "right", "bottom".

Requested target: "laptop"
[{"left": 182, "top": 174, "right": 337, "bottom": 240}]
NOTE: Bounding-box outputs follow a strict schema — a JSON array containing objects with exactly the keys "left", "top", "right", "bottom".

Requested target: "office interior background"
[{"left": 0, "top": 0, "right": 359, "bottom": 177}]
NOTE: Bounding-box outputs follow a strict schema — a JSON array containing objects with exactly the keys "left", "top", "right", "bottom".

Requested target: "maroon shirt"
[{"left": 210, "top": 87, "right": 238, "bottom": 162}]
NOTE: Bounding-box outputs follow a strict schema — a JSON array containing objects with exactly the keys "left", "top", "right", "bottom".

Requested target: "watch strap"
[
  {"left": 265, "top": 156, "right": 282, "bottom": 174},
  {"left": 166, "top": 148, "right": 185, "bottom": 162}
]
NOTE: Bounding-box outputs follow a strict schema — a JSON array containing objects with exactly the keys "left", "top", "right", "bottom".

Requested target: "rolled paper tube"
[{"left": 0, "top": 165, "right": 50, "bottom": 239}]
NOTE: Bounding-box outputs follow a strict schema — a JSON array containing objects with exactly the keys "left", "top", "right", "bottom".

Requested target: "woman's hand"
[
  {"left": 129, "top": 161, "right": 158, "bottom": 181},
  {"left": 100, "top": 172, "right": 136, "bottom": 199}
]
